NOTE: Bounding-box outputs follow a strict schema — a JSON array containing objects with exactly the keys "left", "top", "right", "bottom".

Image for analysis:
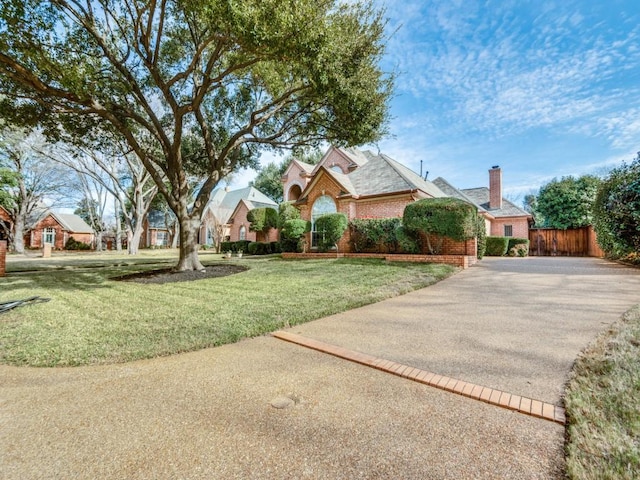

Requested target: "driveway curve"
[{"left": 1, "top": 257, "right": 639, "bottom": 479}]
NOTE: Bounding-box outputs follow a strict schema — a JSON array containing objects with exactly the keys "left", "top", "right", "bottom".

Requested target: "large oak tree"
[{"left": 0, "top": 0, "right": 392, "bottom": 270}]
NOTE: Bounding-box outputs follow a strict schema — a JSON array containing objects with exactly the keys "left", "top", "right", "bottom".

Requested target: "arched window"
[
  {"left": 330, "top": 165, "right": 344, "bottom": 174},
  {"left": 239, "top": 225, "right": 246, "bottom": 241},
  {"left": 311, "top": 195, "right": 336, "bottom": 247}
]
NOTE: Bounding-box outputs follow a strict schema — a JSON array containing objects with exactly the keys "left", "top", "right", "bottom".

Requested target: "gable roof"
[
  {"left": 297, "top": 148, "right": 447, "bottom": 201},
  {"left": 346, "top": 153, "right": 446, "bottom": 198},
  {"left": 50, "top": 212, "right": 94, "bottom": 233},
  {"left": 461, "top": 187, "right": 531, "bottom": 218},
  {"left": 312, "top": 146, "right": 370, "bottom": 175},
  {"left": 205, "top": 186, "right": 277, "bottom": 224},
  {"left": 432, "top": 177, "right": 488, "bottom": 213}
]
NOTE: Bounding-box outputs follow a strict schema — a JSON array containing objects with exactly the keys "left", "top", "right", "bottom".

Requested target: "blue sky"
[{"left": 235, "top": 0, "right": 640, "bottom": 204}]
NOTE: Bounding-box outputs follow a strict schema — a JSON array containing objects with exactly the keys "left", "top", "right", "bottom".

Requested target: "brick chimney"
[{"left": 489, "top": 166, "right": 502, "bottom": 210}]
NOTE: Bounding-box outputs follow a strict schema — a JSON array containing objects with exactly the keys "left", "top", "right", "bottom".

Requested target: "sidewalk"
[{"left": 1, "top": 257, "right": 639, "bottom": 479}]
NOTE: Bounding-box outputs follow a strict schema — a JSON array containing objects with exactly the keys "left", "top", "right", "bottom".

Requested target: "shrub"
[
  {"left": 221, "top": 240, "right": 250, "bottom": 253},
  {"left": 476, "top": 215, "right": 487, "bottom": 259},
  {"left": 270, "top": 241, "right": 281, "bottom": 254},
  {"left": 593, "top": 154, "right": 640, "bottom": 256},
  {"left": 349, "top": 218, "right": 402, "bottom": 253},
  {"left": 247, "top": 242, "right": 273, "bottom": 255},
  {"left": 281, "top": 219, "right": 308, "bottom": 240},
  {"left": 395, "top": 224, "right": 419, "bottom": 254},
  {"left": 65, "top": 237, "right": 92, "bottom": 250},
  {"left": 247, "top": 207, "right": 278, "bottom": 237},
  {"left": 485, "top": 236, "right": 509, "bottom": 256},
  {"left": 509, "top": 244, "right": 529, "bottom": 257},
  {"left": 315, "top": 213, "right": 348, "bottom": 252},
  {"left": 506, "top": 238, "right": 529, "bottom": 257},
  {"left": 403, "top": 198, "right": 477, "bottom": 254},
  {"left": 278, "top": 202, "right": 300, "bottom": 228},
  {"left": 507, "top": 237, "right": 529, "bottom": 251}
]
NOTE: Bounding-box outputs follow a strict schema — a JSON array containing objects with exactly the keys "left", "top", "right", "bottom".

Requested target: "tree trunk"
[
  {"left": 128, "top": 227, "right": 142, "bottom": 255},
  {"left": 94, "top": 231, "right": 103, "bottom": 251},
  {"left": 176, "top": 216, "right": 204, "bottom": 271},
  {"left": 12, "top": 215, "right": 25, "bottom": 254}
]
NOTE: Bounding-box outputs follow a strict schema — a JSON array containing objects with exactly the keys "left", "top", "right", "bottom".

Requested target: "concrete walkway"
[{"left": 2, "top": 257, "right": 639, "bottom": 479}]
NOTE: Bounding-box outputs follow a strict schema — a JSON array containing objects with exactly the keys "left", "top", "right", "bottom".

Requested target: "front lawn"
[
  {"left": 0, "top": 252, "right": 455, "bottom": 367},
  {"left": 564, "top": 305, "right": 640, "bottom": 479}
]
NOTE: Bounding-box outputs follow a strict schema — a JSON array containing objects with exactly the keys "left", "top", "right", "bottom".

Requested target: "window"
[
  {"left": 330, "top": 165, "right": 344, "bottom": 173},
  {"left": 239, "top": 225, "right": 246, "bottom": 240},
  {"left": 43, "top": 228, "right": 55, "bottom": 245},
  {"left": 504, "top": 225, "right": 513, "bottom": 237},
  {"left": 156, "top": 231, "right": 167, "bottom": 246},
  {"left": 311, "top": 195, "right": 336, "bottom": 247}
]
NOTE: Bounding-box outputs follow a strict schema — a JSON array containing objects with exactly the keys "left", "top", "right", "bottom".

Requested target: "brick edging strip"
[{"left": 272, "top": 330, "right": 566, "bottom": 425}]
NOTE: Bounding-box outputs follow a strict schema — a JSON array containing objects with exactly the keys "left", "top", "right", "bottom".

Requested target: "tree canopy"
[
  {"left": 0, "top": 0, "right": 392, "bottom": 270},
  {"left": 593, "top": 154, "right": 640, "bottom": 256},
  {"left": 536, "top": 175, "right": 601, "bottom": 229},
  {"left": 250, "top": 149, "right": 323, "bottom": 203}
]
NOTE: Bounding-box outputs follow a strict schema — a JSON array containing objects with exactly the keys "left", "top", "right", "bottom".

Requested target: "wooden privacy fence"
[{"left": 529, "top": 226, "right": 604, "bottom": 257}]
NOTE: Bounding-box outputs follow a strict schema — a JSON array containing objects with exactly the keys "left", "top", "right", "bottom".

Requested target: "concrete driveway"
[{"left": 1, "top": 257, "right": 639, "bottom": 479}]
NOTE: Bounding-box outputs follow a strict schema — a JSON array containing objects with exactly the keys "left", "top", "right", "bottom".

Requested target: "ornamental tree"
[
  {"left": 247, "top": 207, "right": 277, "bottom": 240},
  {"left": 0, "top": 0, "right": 392, "bottom": 270}
]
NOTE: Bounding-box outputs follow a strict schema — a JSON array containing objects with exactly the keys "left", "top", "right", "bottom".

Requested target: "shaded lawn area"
[{"left": 0, "top": 255, "right": 455, "bottom": 367}]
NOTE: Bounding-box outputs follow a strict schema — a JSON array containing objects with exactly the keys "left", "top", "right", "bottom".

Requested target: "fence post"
[{"left": 0, "top": 240, "right": 6, "bottom": 277}]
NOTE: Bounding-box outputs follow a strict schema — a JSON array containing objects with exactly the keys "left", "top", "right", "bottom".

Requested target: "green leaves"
[
  {"left": 536, "top": 175, "right": 601, "bottom": 229},
  {"left": 247, "top": 207, "right": 278, "bottom": 233},
  {"left": 593, "top": 154, "right": 640, "bottom": 255}
]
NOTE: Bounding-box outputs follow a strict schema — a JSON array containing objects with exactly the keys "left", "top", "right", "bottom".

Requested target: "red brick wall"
[
  {"left": 0, "top": 240, "right": 6, "bottom": 277},
  {"left": 355, "top": 197, "right": 411, "bottom": 219},
  {"left": 229, "top": 203, "right": 279, "bottom": 243},
  {"left": 27, "top": 215, "right": 66, "bottom": 249},
  {"left": 490, "top": 217, "right": 529, "bottom": 238},
  {"left": 320, "top": 148, "right": 355, "bottom": 174}
]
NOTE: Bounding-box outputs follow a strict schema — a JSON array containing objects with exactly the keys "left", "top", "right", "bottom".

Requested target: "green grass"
[
  {"left": 564, "top": 305, "right": 640, "bottom": 480},
  {"left": 0, "top": 251, "right": 455, "bottom": 367}
]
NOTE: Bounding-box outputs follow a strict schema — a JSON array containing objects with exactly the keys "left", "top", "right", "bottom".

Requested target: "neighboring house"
[
  {"left": 25, "top": 212, "right": 95, "bottom": 250},
  {"left": 198, "top": 186, "right": 278, "bottom": 247},
  {"left": 0, "top": 205, "right": 12, "bottom": 243},
  {"left": 141, "top": 209, "right": 178, "bottom": 248},
  {"left": 284, "top": 146, "right": 531, "bottom": 253}
]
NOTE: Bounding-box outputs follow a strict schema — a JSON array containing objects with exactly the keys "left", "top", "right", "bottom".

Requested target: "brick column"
[{"left": 0, "top": 240, "right": 6, "bottom": 277}]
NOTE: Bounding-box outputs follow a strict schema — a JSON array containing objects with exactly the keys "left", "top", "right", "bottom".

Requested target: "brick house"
[
  {"left": 198, "top": 186, "right": 278, "bottom": 247},
  {"left": 284, "top": 146, "right": 531, "bottom": 253},
  {"left": 141, "top": 209, "right": 177, "bottom": 248},
  {"left": 26, "top": 212, "right": 94, "bottom": 250},
  {"left": 0, "top": 205, "right": 12, "bottom": 244}
]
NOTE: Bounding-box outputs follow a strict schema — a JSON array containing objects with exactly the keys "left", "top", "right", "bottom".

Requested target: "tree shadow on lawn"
[{"left": 0, "top": 264, "right": 247, "bottom": 297}]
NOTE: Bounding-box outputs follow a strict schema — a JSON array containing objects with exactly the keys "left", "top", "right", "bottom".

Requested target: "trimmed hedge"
[
  {"left": 221, "top": 240, "right": 251, "bottom": 253},
  {"left": 403, "top": 198, "right": 477, "bottom": 254},
  {"left": 485, "top": 236, "right": 509, "bottom": 256},
  {"left": 349, "top": 217, "right": 402, "bottom": 253}
]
